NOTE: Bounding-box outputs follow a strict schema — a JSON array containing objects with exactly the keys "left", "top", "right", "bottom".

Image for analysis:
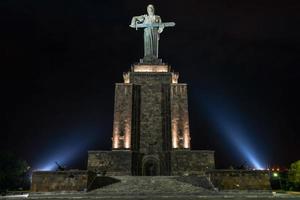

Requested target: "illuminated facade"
[
  {"left": 87, "top": 63, "right": 215, "bottom": 176},
  {"left": 112, "top": 64, "right": 191, "bottom": 151}
]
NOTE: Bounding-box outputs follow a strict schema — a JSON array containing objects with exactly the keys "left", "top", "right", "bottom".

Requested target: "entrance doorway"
[{"left": 142, "top": 157, "right": 160, "bottom": 176}]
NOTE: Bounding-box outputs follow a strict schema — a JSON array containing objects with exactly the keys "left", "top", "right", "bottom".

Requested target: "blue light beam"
[
  {"left": 196, "top": 93, "right": 265, "bottom": 170},
  {"left": 34, "top": 130, "right": 98, "bottom": 171}
]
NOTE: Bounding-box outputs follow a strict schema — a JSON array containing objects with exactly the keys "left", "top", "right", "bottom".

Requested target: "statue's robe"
[{"left": 142, "top": 15, "right": 162, "bottom": 60}]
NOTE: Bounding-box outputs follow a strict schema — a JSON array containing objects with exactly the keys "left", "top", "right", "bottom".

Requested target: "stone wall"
[
  {"left": 171, "top": 150, "right": 215, "bottom": 176},
  {"left": 206, "top": 170, "right": 271, "bottom": 190},
  {"left": 31, "top": 170, "right": 87, "bottom": 192},
  {"left": 130, "top": 72, "right": 173, "bottom": 154},
  {"left": 87, "top": 150, "right": 132, "bottom": 176},
  {"left": 112, "top": 83, "right": 133, "bottom": 149},
  {"left": 170, "top": 84, "right": 190, "bottom": 149}
]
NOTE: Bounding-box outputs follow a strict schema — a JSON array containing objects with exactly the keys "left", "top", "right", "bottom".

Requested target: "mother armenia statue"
[{"left": 130, "top": 4, "right": 175, "bottom": 63}]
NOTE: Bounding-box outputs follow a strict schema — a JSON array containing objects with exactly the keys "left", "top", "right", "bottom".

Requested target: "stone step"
[
  {"left": 28, "top": 176, "right": 277, "bottom": 199},
  {"left": 88, "top": 176, "right": 215, "bottom": 195},
  {"left": 27, "top": 192, "right": 281, "bottom": 200}
]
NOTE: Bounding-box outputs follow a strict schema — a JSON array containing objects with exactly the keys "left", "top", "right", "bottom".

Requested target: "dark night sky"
[{"left": 1, "top": 0, "right": 299, "bottom": 170}]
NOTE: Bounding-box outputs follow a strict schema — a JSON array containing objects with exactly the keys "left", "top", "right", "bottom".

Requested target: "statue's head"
[{"left": 147, "top": 4, "right": 155, "bottom": 16}]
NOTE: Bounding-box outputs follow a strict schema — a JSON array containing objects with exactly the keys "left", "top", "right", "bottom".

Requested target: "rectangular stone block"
[
  {"left": 31, "top": 170, "right": 88, "bottom": 192},
  {"left": 132, "top": 63, "right": 170, "bottom": 72},
  {"left": 171, "top": 150, "right": 215, "bottom": 176},
  {"left": 206, "top": 170, "right": 271, "bottom": 190},
  {"left": 87, "top": 150, "right": 132, "bottom": 175}
]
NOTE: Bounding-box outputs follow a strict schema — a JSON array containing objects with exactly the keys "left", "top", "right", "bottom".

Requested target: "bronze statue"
[{"left": 130, "top": 4, "right": 175, "bottom": 63}]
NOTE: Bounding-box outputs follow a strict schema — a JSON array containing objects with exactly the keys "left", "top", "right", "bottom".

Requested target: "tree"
[
  {"left": 288, "top": 160, "right": 300, "bottom": 191},
  {"left": 0, "top": 152, "right": 30, "bottom": 193}
]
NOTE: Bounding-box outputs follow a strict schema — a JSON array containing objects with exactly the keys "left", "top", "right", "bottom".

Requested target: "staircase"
[{"left": 89, "top": 176, "right": 216, "bottom": 195}]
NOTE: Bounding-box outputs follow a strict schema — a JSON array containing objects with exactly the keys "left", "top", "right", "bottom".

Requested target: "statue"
[
  {"left": 130, "top": 4, "right": 175, "bottom": 63},
  {"left": 123, "top": 72, "right": 130, "bottom": 83},
  {"left": 172, "top": 72, "right": 179, "bottom": 83}
]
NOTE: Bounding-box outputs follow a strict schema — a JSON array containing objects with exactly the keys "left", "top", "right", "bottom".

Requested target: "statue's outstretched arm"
[
  {"left": 130, "top": 15, "right": 145, "bottom": 28},
  {"left": 158, "top": 16, "right": 164, "bottom": 33}
]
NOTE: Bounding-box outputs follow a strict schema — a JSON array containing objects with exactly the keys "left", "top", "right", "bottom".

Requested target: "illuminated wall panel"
[
  {"left": 112, "top": 84, "right": 133, "bottom": 149},
  {"left": 170, "top": 84, "right": 191, "bottom": 149}
]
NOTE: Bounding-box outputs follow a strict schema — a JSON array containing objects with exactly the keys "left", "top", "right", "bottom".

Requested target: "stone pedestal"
[{"left": 92, "top": 63, "right": 215, "bottom": 176}]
